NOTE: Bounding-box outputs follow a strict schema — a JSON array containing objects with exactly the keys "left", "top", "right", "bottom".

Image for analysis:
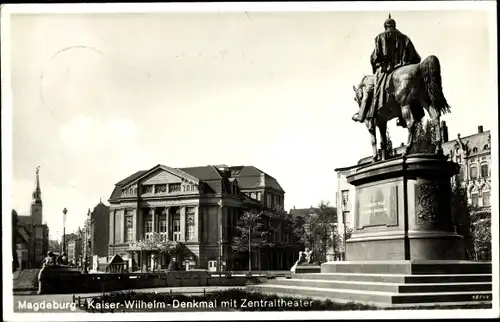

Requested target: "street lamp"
[
  {"left": 341, "top": 199, "right": 347, "bottom": 261},
  {"left": 62, "top": 208, "right": 68, "bottom": 255}
]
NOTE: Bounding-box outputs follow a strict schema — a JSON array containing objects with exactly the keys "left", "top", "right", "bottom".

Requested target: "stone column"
[
  {"left": 194, "top": 206, "right": 199, "bottom": 242},
  {"left": 132, "top": 209, "right": 137, "bottom": 242},
  {"left": 150, "top": 208, "right": 156, "bottom": 234},
  {"left": 137, "top": 208, "right": 143, "bottom": 241},
  {"left": 109, "top": 210, "right": 115, "bottom": 245},
  {"left": 119, "top": 209, "right": 125, "bottom": 243},
  {"left": 180, "top": 206, "right": 186, "bottom": 242}
]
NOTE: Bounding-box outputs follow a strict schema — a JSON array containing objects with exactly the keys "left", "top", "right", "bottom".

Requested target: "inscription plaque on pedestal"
[{"left": 356, "top": 185, "right": 398, "bottom": 230}]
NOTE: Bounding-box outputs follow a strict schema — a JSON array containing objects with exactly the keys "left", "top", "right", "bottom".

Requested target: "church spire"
[{"left": 32, "top": 166, "right": 42, "bottom": 205}]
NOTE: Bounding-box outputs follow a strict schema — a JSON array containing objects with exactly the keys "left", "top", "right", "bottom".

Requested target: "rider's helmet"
[{"left": 384, "top": 14, "right": 396, "bottom": 30}]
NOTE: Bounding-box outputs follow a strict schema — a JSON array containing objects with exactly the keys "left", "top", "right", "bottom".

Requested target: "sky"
[{"left": 5, "top": 4, "right": 497, "bottom": 241}]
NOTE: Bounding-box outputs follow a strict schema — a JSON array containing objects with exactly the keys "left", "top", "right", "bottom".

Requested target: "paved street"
[{"left": 13, "top": 286, "right": 242, "bottom": 313}]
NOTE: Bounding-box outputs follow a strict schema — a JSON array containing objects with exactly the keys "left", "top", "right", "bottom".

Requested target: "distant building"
[
  {"left": 14, "top": 167, "right": 49, "bottom": 268},
  {"left": 335, "top": 123, "right": 492, "bottom": 258},
  {"left": 289, "top": 206, "right": 339, "bottom": 261},
  {"left": 82, "top": 201, "right": 110, "bottom": 261},
  {"left": 107, "top": 164, "right": 288, "bottom": 271},
  {"left": 66, "top": 229, "right": 83, "bottom": 266}
]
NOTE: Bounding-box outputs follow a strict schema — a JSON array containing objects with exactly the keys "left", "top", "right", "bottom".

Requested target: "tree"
[
  {"left": 304, "top": 201, "right": 338, "bottom": 264},
  {"left": 232, "top": 209, "right": 273, "bottom": 271},
  {"left": 470, "top": 209, "right": 492, "bottom": 260},
  {"left": 386, "top": 128, "right": 395, "bottom": 158},
  {"left": 134, "top": 233, "right": 179, "bottom": 271},
  {"left": 410, "top": 119, "right": 436, "bottom": 154},
  {"left": 451, "top": 184, "right": 474, "bottom": 259}
]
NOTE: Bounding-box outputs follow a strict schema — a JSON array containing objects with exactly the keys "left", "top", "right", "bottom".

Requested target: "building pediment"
[{"left": 122, "top": 165, "right": 200, "bottom": 188}]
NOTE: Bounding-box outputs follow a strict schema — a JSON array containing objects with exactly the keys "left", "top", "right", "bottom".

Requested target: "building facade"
[
  {"left": 107, "top": 164, "right": 286, "bottom": 271},
  {"left": 334, "top": 124, "right": 492, "bottom": 258},
  {"left": 80, "top": 201, "right": 110, "bottom": 265},
  {"left": 67, "top": 230, "right": 83, "bottom": 266},
  {"left": 15, "top": 167, "right": 49, "bottom": 268}
]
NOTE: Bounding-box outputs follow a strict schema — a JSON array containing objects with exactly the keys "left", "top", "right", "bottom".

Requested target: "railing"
[{"left": 207, "top": 270, "right": 292, "bottom": 278}]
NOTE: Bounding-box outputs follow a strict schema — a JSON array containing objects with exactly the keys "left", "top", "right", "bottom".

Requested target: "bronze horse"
[{"left": 353, "top": 55, "right": 451, "bottom": 162}]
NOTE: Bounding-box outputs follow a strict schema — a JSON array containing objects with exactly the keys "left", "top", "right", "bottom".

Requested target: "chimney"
[
  {"left": 441, "top": 121, "right": 449, "bottom": 143},
  {"left": 478, "top": 125, "right": 483, "bottom": 133}
]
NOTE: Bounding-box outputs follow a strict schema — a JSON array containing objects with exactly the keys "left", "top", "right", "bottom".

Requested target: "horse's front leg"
[
  {"left": 401, "top": 105, "right": 415, "bottom": 156},
  {"left": 366, "top": 120, "right": 378, "bottom": 162},
  {"left": 378, "top": 122, "right": 388, "bottom": 160}
]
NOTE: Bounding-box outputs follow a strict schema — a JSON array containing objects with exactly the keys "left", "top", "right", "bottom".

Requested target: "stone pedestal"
[{"left": 345, "top": 154, "right": 464, "bottom": 260}]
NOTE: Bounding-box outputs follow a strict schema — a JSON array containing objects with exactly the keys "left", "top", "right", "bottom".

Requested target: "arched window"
[
  {"left": 473, "top": 147, "right": 478, "bottom": 153},
  {"left": 482, "top": 190, "right": 491, "bottom": 207},
  {"left": 470, "top": 165, "right": 478, "bottom": 179},
  {"left": 484, "top": 144, "right": 489, "bottom": 150},
  {"left": 481, "top": 163, "right": 489, "bottom": 178}
]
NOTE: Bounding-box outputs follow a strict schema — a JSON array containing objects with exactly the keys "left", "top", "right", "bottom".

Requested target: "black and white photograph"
[{"left": 2, "top": 1, "right": 498, "bottom": 320}]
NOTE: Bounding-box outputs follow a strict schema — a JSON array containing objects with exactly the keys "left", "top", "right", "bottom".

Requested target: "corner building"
[{"left": 107, "top": 164, "right": 285, "bottom": 271}]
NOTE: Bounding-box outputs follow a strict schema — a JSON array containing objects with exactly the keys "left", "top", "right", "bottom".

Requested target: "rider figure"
[{"left": 352, "top": 14, "right": 421, "bottom": 124}]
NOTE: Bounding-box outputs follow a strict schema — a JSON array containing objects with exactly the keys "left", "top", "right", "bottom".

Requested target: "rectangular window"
[
  {"left": 470, "top": 166, "right": 478, "bottom": 179},
  {"left": 145, "top": 221, "right": 153, "bottom": 240},
  {"left": 142, "top": 185, "right": 153, "bottom": 194},
  {"left": 173, "top": 215, "right": 181, "bottom": 241},
  {"left": 483, "top": 192, "right": 490, "bottom": 207},
  {"left": 125, "top": 216, "right": 133, "bottom": 242},
  {"left": 187, "top": 224, "right": 195, "bottom": 240},
  {"left": 341, "top": 190, "right": 349, "bottom": 207},
  {"left": 481, "top": 164, "right": 489, "bottom": 178},
  {"left": 155, "top": 184, "right": 167, "bottom": 193},
  {"left": 159, "top": 221, "right": 167, "bottom": 233},
  {"left": 267, "top": 194, "right": 272, "bottom": 207},
  {"left": 471, "top": 193, "right": 479, "bottom": 207},
  {"left": 169, "top": 183, "right": 181, "bottom": 193},
  {"left": 126, "top": 227, "right": 133, "bottom": 242}
]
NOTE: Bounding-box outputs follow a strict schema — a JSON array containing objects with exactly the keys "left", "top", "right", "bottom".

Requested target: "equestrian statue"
[{"left": 352, "top": 14, "right": 450, "bottom": 162}]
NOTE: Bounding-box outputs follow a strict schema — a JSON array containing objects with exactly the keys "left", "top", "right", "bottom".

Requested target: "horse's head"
[
  {"left": 352, "top": 76, "right": 374, "bottom": 106},
  {"left": 352, "top": 84, "right": 365, "bottom": 106}
]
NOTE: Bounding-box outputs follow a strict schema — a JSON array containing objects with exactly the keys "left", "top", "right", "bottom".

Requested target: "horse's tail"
[{"left": 420, "top": 55, "right": 451, "bottom": 114}]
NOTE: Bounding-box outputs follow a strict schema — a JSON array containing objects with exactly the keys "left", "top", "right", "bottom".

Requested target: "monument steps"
[
  {"left": 320, "top": 261, "right": 492, "bottom": 275},
  {"left": 248, "top": 283, "right": 493, "bottom": 306},
  {"left": 292, "top": 272, "right": 492, "bottom": 284},
  {"left": 270, "top": 277, "right": 491, "bottom": 293}
]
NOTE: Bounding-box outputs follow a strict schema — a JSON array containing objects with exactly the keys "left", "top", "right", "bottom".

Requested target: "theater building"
[{"left": 107, "top": 164, "right": 286, "bottom": 271}]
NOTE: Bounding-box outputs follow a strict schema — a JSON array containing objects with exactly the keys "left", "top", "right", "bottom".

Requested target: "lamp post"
[
  {"left": 62, "top": 208, "right": 67, "bottom": 254},
  {"left": 341, "top": 199, "right": 347, "bottom": 261}
]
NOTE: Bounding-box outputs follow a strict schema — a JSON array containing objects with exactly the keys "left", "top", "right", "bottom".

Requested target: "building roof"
[
  {"left": 109, "top": 164, "right": 284, "bottom": 202},
  {"left": 442, "top": 130, "right": 491, "bottom": 158},
  {"left": 289, "top": 206, "right": 337, "bottom": 218}
]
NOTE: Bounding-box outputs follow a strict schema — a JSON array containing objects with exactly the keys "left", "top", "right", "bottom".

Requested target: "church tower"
[{"left": 30, "top": 166, "right": 43, "bottom": 225}]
